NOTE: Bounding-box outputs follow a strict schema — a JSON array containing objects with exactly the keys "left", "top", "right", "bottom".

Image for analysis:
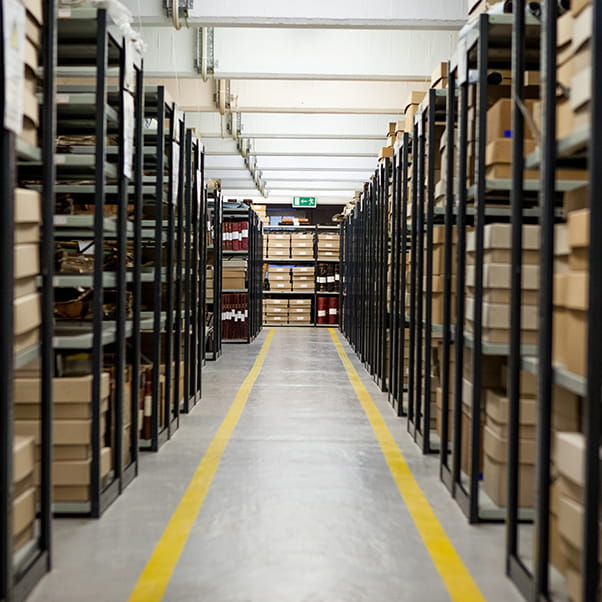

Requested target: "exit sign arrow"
[{"left": 292, "top": 196, "right": 317, "bottom": 208}]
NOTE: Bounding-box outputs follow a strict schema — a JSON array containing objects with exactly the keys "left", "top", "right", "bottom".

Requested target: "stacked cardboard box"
[
  {"left": 292, "top": 266, "right": 314, "bottom": 293},
  {"left": 22, "top": 0, "right": 41, "bottom": 148},
  {"left": 428, "top": 226, "right": 457, "bottom": 324},
  {"left": 485, "top": 99, "right": 538, "bottom": 180},
  {"left": 263, "top": 298, "right": 289, "bottom": 324},
  {"left": 267, "top": 266, "right": 291, "bottom": 292},
  {"left": 555, "top": 432, "right": 601, "bottom": 602},
  {"left": 434, "top": 342, "right": 455, "bottom": 442},
  {"left": 404, "top": 91, "right": 426, "bottom": 134},
  {"left": 251, "top": 204, "right": 269, "bottom": 227},
  {"left": 14, "top": 373, "right": 112, "bottom": 502},
  {"left": 317, "top": 232, "right": 340, "bottom": 261},
  {"left": 466, "top": 224, "right": 540, "bottom": 345},
  {"left": 14, "top": 189, "right": 42, "bottom": 356},
  {"left": 222, "top": 257, "right": 247, "bottom": 290},
  {"left": 12, "top": 435, "right": 35, "bottom": 553},
  {"left": 206, "top": 265, "right": 214, "bottom": 300},
  {"left": 288, "top": 298, "right": 312, "bottom": 324},
  {"left": 550, "top": 209, "right": 587, "bottom": 378},
  {"left": 431, "top": 62, "right": 448, "bottom": 90},
  {"left": 266, "top": 233, "right": 290, "bottom": 259},
  {"left": 482, "top": 386, "right": 537, "bottom": 508},
  {"left": 290, "top": 232, "right": 314, "bottom": 260},
  {"left": 461, "top": 348, "right": 506, "bottom": 476},
  {"left": 568, "top": 3, "right": 592, "bottom": 136}
]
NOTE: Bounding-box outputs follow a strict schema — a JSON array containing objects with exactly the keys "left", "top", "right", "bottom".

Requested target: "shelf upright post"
[
  {"left": 198, "top": 150, "right": 206, "bottom": 356},
  {"left": 38, "top": 0, "right": 57, "bottom": 578},
  {"left": 422, "top": 90, "right": 437, "bottom": 454},
  {"left": 182, "top": 130, "right": 193, "bottom": 412},
  {"left": 173, "top": 114, "right": 185, "bottom": 419},
  {"left": 90, "top": 10, "right": 109, "bottom": 518},
  {"left": 451, "top": 38, "right": 469, "bottom": 498},
  {"left": 114, "top": 34, "right": 128, "bottom": 488},
  {"left": 441, "top": 61, "right": 456, "bottom": 484},
  {"left": 389, "top": 149, "right": 401, "bottom": 408},
  {"left": 150, "top": 87, "right": 166, "bottom": 450},
  {"left": 414, "top": 111, "right": 426, "bottom": 444},
  {"left": 398, "top": 134, "right": 410, "bottom": 418},
  {"left": 466, "top": 14, "right": 490, "bottom": 524},
  {"left": 582, "top": 2, "right": 602, "bottom": 599},
  {"left": 506, "top": 0, "right": 530, "bottom": 596},
  {"left": 215, "top": 191, "right": 223, "bottom": 356},
  {"left": 129, "top": 59, "right": 144, "bottom": 473},
  {"left": 407, "top": 120, "right": 419, "bottom": 436},
  {"left": 382, "top": 159, "right": 391, "bottom": 390},
  {"left": 533, "top": 0, "right": 557, "bottom": 595},
  {"left": 377, "top": 161, "right": 388, "bottom": 390},
  {"left": 164, "top": 104, "right": 177, "bottom": 436},
  {"left": 0, "top": 0, "right": 16, "bottom": 594}
]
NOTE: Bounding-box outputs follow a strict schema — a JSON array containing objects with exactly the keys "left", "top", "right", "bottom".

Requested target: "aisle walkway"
[{"left": 29, "top": 328, "right": 521, "bottom": 602}]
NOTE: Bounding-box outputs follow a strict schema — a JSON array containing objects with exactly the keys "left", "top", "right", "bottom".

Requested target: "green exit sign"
[{"left": 292, "top": 196, "right": 317, "bottom": 208}]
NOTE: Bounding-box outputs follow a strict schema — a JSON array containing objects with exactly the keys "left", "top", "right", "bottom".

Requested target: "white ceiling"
[{"left": 123, "top": 0, "right": 464, "bottom": 204}]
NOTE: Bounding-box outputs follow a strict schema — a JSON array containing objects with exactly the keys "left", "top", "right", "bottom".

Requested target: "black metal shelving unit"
[
  {"left": 205, "top": 188, "right": 223, "bottom": 360},
  {"left": 263, "top": 224, "right": 341, "bottom": 328},
  {"left": 406, "top": 90, "right": 448, "bottom": 455},
  {"left": 48, "top": 8, "right": 131, "bottom": 517},
  {"left": 139, "top": 86, "right": 177, "bottom": 452},
  {"left": 341, "top": 161, "right": 389, "bottom": 388},
  {"left": 439, "top": 13, "right": 545, "bottom": 526},
  {"left": 221, "top": 204, "right": 262, "bottom": 343},
  {"left": 505, "top": 3, "right": 599, "bottom": 601},
  {"left": 1, "top": 0, "right": 56, "bottom": 599},
  {"left": 181, "top": 131, "right": 205, "bottom": 413}
]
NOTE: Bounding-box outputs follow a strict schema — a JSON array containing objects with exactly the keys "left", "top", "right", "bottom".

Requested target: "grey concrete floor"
[{"left": 28, "top": 328, "right": 523, "bottom": 602}]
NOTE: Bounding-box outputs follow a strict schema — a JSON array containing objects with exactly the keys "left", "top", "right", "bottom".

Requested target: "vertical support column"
[
  {"left": 506, "top": 0, "right": 526, "bottom": 587},
  {"left": 534, "top": 1, "right": 557, "bottom": 595},
  {"left": 468, "top": 15, "right": 490, "bottom": 523},
  {"left": 423, "top": 92, "right": 437, "bottom": 453},
  {"left": 408, "top": 123, "right": 419, "bottom": 434},
  {"left": 582, "top": 1, "right": 602, "bottom": 599},
  {"left": 399, "top": 135, "right": 410, "bottom": 417},
  {"left": 415, "top": 115, "right": 426, "bottom": 442},
  {"left": 441, "top": 62, "right": 456, "bottom": 480},
  {"left": 91, "top": 11, "right": 108, "bottom": 517},
  {"left": 130, "top": 61, "right": 143, "bottom": 471},
  {"left": 452, "top": 39, "right": 469, "bottom": 495},
  {"left": 114, "top": 36, "right": 128, "bottom": 485},
  {"left": 40, "top": 0, "right": 57, "bottom": 567},
  {"left": 0, "top": 0, "right": 16, "bottom": 592}
]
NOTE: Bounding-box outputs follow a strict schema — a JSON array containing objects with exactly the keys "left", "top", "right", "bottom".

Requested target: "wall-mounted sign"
[{"left": 292, "top": 196, "right": 317, "bottom": 208}]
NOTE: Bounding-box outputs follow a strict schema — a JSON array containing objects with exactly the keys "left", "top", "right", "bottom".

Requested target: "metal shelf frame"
[
  {"left": 262, "top": 224, "right": 341, "bottom": 327},
  {"left": 51, "top": 8, "right": 133, "bottom": 518},
  {"left": 205, "top": 190, "right": 223, "bottom": 360},
  {"left": 0, "top": 1, "right": 56, "bottom": 599},
  {"left": 221, "top": 205, "right": 263, "bottom": 343},
  {"left": 140, "top": 85, "right": 177, "bottom": 452}
]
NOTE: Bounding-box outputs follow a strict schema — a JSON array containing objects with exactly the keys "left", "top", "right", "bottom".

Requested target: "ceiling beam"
[{"left": 120, "top": 0, "right": 466, "bottom": 29}]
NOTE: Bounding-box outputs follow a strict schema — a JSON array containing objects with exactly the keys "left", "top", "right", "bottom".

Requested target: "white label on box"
[
  {"left": 171, "top": 143, "right": 180, "bottom": 202},
  {"left": 123, "top": 91, "right": 135, "bottom": 179},
  {"left": 3, "top": 0, "right": 25, "bottom": 134},
  {"left": 58, "top": 8, "right": 71, "bottom": 18},
  {"left": 56, "top": 94, "right": 70, "bottom": 104},
  {"left": 329, "top": 309, "right": 337, "bottom": 315},
  {"left": 318, "top": 310, "right": 326, "bottom": 317}
]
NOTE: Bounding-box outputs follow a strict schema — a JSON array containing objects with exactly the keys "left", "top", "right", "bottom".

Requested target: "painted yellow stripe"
[
  {"left": 328, "top": 328, "right": 485, "bottom": 602},
  {"left": 128, "top": 330, "right": 276, "bottom": 602}
]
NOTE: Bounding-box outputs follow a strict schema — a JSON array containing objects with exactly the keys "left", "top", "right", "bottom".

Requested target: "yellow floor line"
[
  {"left": 128, "top": 330, "right": 276, "bottom": 602},
  {"left": 328, "top": 328, "right": 485, "bottom": 602}
]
